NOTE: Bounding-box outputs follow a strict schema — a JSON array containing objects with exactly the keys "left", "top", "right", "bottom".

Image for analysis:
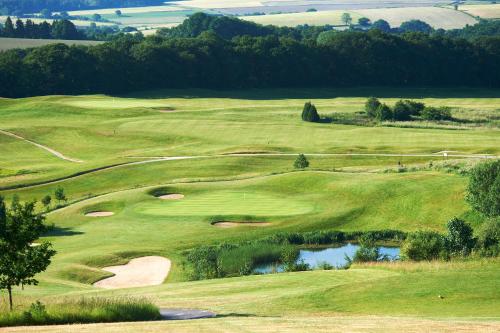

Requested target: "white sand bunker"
[
  {"left": 94, "top": 256, "right": 171, "bottom": 289},
  {"left": 158, "top": 194, "right": 184, "bottom": 200},
  {"left": 85, "top": 211, "right": 114, "bottom": 217},
  {"left": 212, "top": 221, "right": 271, "bottom": 228}
]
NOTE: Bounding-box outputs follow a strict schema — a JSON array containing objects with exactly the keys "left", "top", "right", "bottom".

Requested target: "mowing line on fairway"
[{"left": 0, "top": 129, "right": 83, "bottom": 163}]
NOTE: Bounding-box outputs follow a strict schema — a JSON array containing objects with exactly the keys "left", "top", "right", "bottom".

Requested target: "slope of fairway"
[
  {"left": 12, "top": 170, "right": 472, "bottom": 291},
  {"left": 242, "top": 7, "right": 477, "bottom": 29},
  {"left": 1, "top": 88, "right": 498, "bottom": 188}
]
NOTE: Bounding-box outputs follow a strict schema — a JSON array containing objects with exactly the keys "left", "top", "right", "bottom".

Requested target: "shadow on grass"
[
  {"left": 216, "top": 313, "right": 275, "bottom": 318},
  {"left": 44, "top": 226, "right": 84, "bottom": 237}
]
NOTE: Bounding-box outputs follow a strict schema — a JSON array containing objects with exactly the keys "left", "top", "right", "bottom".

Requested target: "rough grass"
[
  {"left": 3, "top": 315, "right": 499, "bottom": 333},
  {"left": 0, "top": 297, "right": 160, "bottom": 327}
]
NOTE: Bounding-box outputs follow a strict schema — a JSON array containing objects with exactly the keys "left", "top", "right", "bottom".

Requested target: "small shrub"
[
  {"left": 475, "top": 219, "right": 500, "bottom": 257},
  {"left": 375, "top": 103, "right": 392, "bottom": 121},
  {"left": 402, "top": 100, "right": 425, "bottom": 115},
  {"left": 421, "top": 106, "right": 452, "bottom": 120},
  {"left": 352, "top": 235, "right": 388, "bottom": 262},
  {"left": 316, "top": 261, "right": 334, "bottom": 270},
  {"left": 446, "top": 217, "right": 475, "bottom": 256},
  {"left": 294, "top": 154, "right": 309, "bottom": 169},
  {"left": 402, "top": 231, "right": 448, "bottom": 261},
  {"left": 466, "top": 160, "right": 500, "bottom": 218},
  {"left": 392, "top": 100, "right": 413, "bottom": 121}
]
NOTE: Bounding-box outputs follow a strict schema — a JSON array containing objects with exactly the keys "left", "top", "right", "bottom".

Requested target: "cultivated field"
[
  {"left": 243, "top": 7, "right": 477, "bottom": 28},
  {"left": 0, "top": 37, "right": 102, "bottom": 51},
  {"left": 0, "top": 87, "right": 498, "bottom": 330},
  {"left": 459, "top": 3, "right": 500, "bottom": 19}
]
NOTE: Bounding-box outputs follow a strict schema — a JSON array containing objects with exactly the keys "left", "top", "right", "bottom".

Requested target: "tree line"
[
  {"left": 0, "top": 17, "right": 83, "bottom": 40},
  {"left": 2, "top": 23, "right": 500, "bottom": 97}
]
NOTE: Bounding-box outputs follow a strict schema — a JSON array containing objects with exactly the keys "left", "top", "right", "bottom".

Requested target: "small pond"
[{"left": 253, "top": 243, "right": 400, "bottom": 274}]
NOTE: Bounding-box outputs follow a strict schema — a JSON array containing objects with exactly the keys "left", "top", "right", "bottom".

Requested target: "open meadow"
[{"left": 0, "top": 87, "right": 499, "bottom": 331}]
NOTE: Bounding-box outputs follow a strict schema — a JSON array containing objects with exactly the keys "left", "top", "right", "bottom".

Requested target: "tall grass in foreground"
[{"left": 0, "top": 297, "right": 161, "bottom": 327}]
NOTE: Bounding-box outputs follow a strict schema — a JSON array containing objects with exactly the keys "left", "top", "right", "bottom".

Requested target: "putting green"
[{"left": 134, "top": 190, "right": 313, "bottom": 216}]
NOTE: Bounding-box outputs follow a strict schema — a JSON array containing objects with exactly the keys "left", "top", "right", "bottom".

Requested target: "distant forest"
[
  {"left": 0, "top": 0, "right": 165, "bottom": 15},
  {"left": 1, "top": 13, "right": 500, "bottom": 97}
]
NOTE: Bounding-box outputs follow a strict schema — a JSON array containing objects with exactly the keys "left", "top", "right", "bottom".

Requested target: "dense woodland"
[
  {"left": 1, "top": 14, "right": 500, "bottom": 97},
  {"left": 0, "top": 17, "right": 120, "bottom": 40},
  {"left": 0, "top": 0, "right": 165, "bottom": 15}
]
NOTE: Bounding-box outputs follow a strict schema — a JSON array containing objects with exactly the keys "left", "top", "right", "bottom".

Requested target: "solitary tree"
[
  {"left": 466, "top": 160, "right": 499, "bottom": 218},
  {"left": 54, "top": 187, "right": 66, "bottom": 205},
  {"left": 341, "top": 13, "right": 352, "bottom": 26},
  {"left": 301, "top": 102, "right": 320, "bottom": 122},
  {"left": 3, "top": 16, "right": 15, "bottom": 37},
  {"left": 294, "top": 154, "right": 309, "bottom": 169},
  {"left": 41, "top": 195, "right": 51, "bottom": 211},
  {"left": 0, "top": 197, "right": 56, "bottom": 310}
]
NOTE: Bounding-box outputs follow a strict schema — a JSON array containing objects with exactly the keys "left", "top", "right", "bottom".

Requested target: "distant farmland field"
[
  {"left": 242, "top": 6, "right": 477, "bottom": 29},
  {"left": 459, "top": 4, "right": 500, "bottom": 19},
  {"left": 0, "top": 38, "right": 103, "bottom": 51},
  {"left": 354, "top": 7, "right": 477, "bottom": 29},
  {"left": 242, "top": 10, "right": 359, "bottom": 26}
]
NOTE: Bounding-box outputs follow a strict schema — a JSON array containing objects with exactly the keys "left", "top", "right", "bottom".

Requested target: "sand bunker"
[
  {"left": 94, "top": 256, "right": 171, "bottom": 289},
  {"left": 212, "top": 221, "right": 271, "bottom": 228},
  {"left": 158, "top": 194, "right": 184, "bottom": 200},
  {"left": 85, "top": 211, "right": 114, "bottom": 217}
]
